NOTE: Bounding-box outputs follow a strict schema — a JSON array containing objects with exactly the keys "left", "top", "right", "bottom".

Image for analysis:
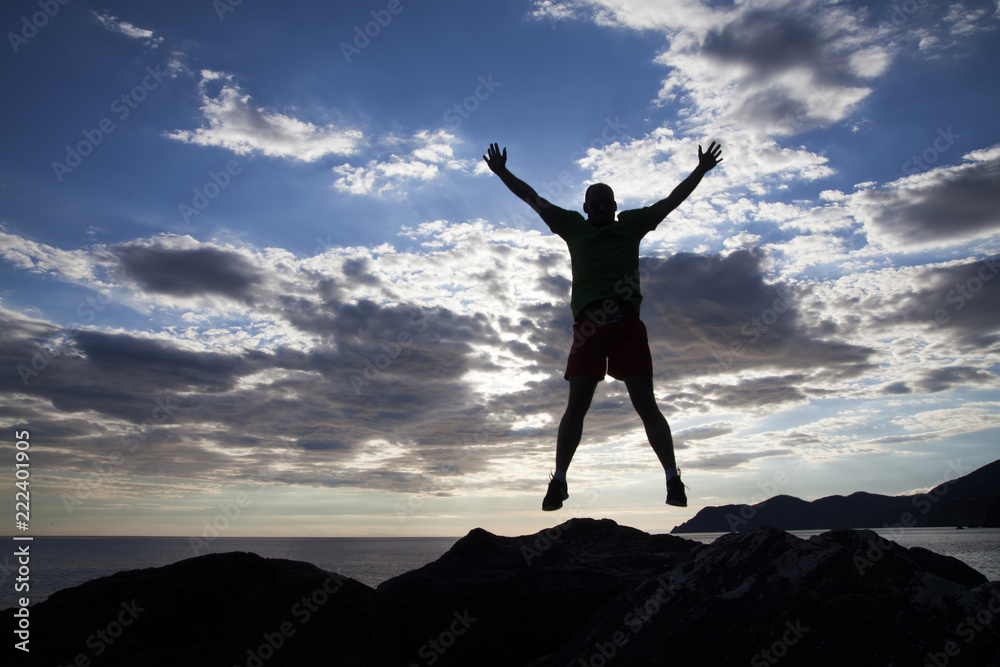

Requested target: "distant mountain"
[{"left": 672, "top": 459, "right": 1000, "bottom": 533}]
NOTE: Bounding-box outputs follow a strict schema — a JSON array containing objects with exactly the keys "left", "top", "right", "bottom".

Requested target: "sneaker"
[
  {"left": 666, "top": 474, "right": 687, "bottom": 507},
  {"left": 542, "top": 475, "right": 568, "bottom": 511}
]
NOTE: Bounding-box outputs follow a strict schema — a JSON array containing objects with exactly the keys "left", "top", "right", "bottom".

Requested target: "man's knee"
[
  {"left": 563, "top": 397, "right": 590, "bottom": 417},
  {"left": 565, "top": 377, "right": 597, "bottom": 414},
  {"left": 632, "top": 398, "right": 662, "bottom": 420},
  {"left": 626, "top": 380, "right": 662, "bottom": 418}
]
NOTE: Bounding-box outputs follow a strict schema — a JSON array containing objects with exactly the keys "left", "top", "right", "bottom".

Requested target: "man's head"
[{"left": 583, "top": 183, "right": 617, "bottom": 225}]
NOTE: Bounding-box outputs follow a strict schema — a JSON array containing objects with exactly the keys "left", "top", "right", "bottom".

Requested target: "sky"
[{"left": 1, "top": 0, "right": 999, "bottom": 540}]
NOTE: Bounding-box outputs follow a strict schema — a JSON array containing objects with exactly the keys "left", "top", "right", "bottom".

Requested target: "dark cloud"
[
  {"left": 537, "top": 273, "right": 572, "bottom": 300},
  {"left": 916, "top": 366, "right": 997, "bottom": 394},
  {"left": 0, "top": 315, "right": 501, "bottom": 493},
  {"left": 707, "top": 11, "right": 832, "bottom": 79},
  {"left": 702, "top": 4, "right": 880, "bottom": 132},
  {"left": 297, "top": 438, "right": 352, "bottom": 452},
  {"left": 832, "top": 257, "right": 1000, "bottom": 353},
  {"left": 687, "top": 449, "right": 792, "bottom": 471},
  {"left": 2, "top": 232, "right": 987, "bottom": 500},
  {"left": 114, "top": 243, "right": 263, "bottom": 302},
  {"left": 857, "top": 157, "right": 1000, "bottom": 248},
  {"left": 341, "top": 258, "right": 380, "bottom": 286},
  {"left": 74, "top": 331, "right": 245, "bottom": 385},
  {"left": 924, "top": 257, "right": 1000, "bottom": 349},
  {"left": 640, "top": 250, "right": 877, "bottom": 383},
  {"left": 882, "top": 381, "right": 912, "bottom": 395},
  {"left": 706, "top": 376, "right": 809, "bottom": 410}
]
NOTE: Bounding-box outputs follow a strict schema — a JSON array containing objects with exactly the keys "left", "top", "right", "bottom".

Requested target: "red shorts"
[{"left": 565, "top": 318, "right": 653, "bottom": 381}]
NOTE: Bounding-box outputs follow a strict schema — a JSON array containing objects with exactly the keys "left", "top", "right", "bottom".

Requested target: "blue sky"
[{"left": 2, "top": 0, "right": 999, "bottom": 539}]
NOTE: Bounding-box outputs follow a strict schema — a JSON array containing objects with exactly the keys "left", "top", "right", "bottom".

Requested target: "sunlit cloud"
[{"left": 165, "top": 71, "right": 365, "bottom": 161}]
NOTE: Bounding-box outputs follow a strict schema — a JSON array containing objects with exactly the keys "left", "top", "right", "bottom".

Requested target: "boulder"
[{"left": 10, "top": 519, "right": 998, "bottom": 666}]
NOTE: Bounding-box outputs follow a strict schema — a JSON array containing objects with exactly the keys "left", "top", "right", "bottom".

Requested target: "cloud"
[
  {"left": 92, "top": 11, "right": 164, "bottom": 48},
  {"left": 851, "top": 144, "right": 1000, "bottom": 250},
  {"left": 686, "top": 448, "right": 791, "bottom": 471},
  {"left": 639, "top": 250, "right": 876, "bottom": 384},
  {"left": 882, "top": 0, "right": 1000, "bottom": 57},
  {"left": 531, "top": 0, "right": 978, "bottom": 233},
  {"left": 919, "top": 257, "right": 1000, "bottom": 350},
  {"left": 542, "top": 0, "right": 888, "bottom": 139},
  {"left": 165, "top": 71, "right": 364, "bottom": 161},
  {"left": 552, "top": 0, "right": 898, "bottom": 214},
  {"left": 530, "top": 0, "right": 580, "bottom": 23},
  {"left": 0, "top": 231, "right": 101, "bottom": 282},
  {"left": 332, "top": 130, "right": 473, "bottom": 196},
  {"left": 914, "top": 366, "right": 998, "bottom": 394},
  {"left": 690, "top": 3, "right": 886, "bottom": 135},
  {"left": 113, "top": 240, "right": 264, "bottom": 304},
  {"left": 576, "top": 128, "right": 832, "bottom": 211},
  {"left": 674, "top": 421, "right": 735, "bottom": 442},
  {"left": 1, "top": 214, "right": 994, "bottom": 500}
]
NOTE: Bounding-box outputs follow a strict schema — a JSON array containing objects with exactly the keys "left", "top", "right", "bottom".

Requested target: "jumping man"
[{"left": 483, "top": 140, "right": 723, "bottom": 510}]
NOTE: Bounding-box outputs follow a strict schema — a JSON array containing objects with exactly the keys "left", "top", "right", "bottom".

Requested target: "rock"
[
  {"left": 16, "top": 551, "right": 411, "bottom": 667},
  {"left": 9, "top": 520, "right": 999, "bottom": 666},
  {"left": 376, "top": 517, "right": 700, "bottom": 666},
  {"left": 531, "top": 526, "right": 999, "bottom": 666}
]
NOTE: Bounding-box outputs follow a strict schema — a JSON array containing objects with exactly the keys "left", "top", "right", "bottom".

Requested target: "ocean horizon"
[{"left": 5, "top": 527, "right": 998, "bottom": 610}]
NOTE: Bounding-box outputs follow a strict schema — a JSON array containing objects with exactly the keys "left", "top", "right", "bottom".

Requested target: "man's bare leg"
[
  {"left": 625, "top": 375, "right": 686, "bottom": 506},
  {"left": 544, "top": 376, "right": 599, "bottom": 510},
  {"left": 555, "top": 376, "right": 600, "bottom": 473},
  {"left": 623, "top": 375, "right": 676, "bottom": 471}
]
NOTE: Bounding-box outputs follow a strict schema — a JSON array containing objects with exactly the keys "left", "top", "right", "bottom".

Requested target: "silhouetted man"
[{"left": 484, "top": 140, "right": 723, "bottom": 510}]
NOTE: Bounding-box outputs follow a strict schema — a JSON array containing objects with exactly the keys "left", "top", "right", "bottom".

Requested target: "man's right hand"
[
  {"left": 483, "top": 143, "right": 507, "bottom": 174},
  {"left": 483, "top": 142, "right": 557, "bottom": 225}
]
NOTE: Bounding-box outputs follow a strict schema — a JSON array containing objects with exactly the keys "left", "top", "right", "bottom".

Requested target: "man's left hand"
[{"left": 698, "top": 141, "right": 723, "bottom": 171}]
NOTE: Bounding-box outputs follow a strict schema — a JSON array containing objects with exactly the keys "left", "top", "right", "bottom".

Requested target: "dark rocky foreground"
[{"left": 10, "top": 519, "right": 1000, "bottom": 666}]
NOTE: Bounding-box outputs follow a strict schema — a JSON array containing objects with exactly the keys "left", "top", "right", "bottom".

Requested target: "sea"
[{"left": 4, "top": 527, "right": 998, "bottom": 610}]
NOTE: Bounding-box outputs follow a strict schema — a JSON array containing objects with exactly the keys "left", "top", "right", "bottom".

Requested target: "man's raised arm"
[
  {"left": 649, "top": 141, "right": 723, "bottom": 226},
  {"left": 483, "top": 143, "right": 559, "bottom": 226}
]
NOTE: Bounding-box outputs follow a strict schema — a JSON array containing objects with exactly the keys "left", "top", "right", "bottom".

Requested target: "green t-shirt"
[{"left": 545, "top": 206, "right": 660, "bottom": 321}]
